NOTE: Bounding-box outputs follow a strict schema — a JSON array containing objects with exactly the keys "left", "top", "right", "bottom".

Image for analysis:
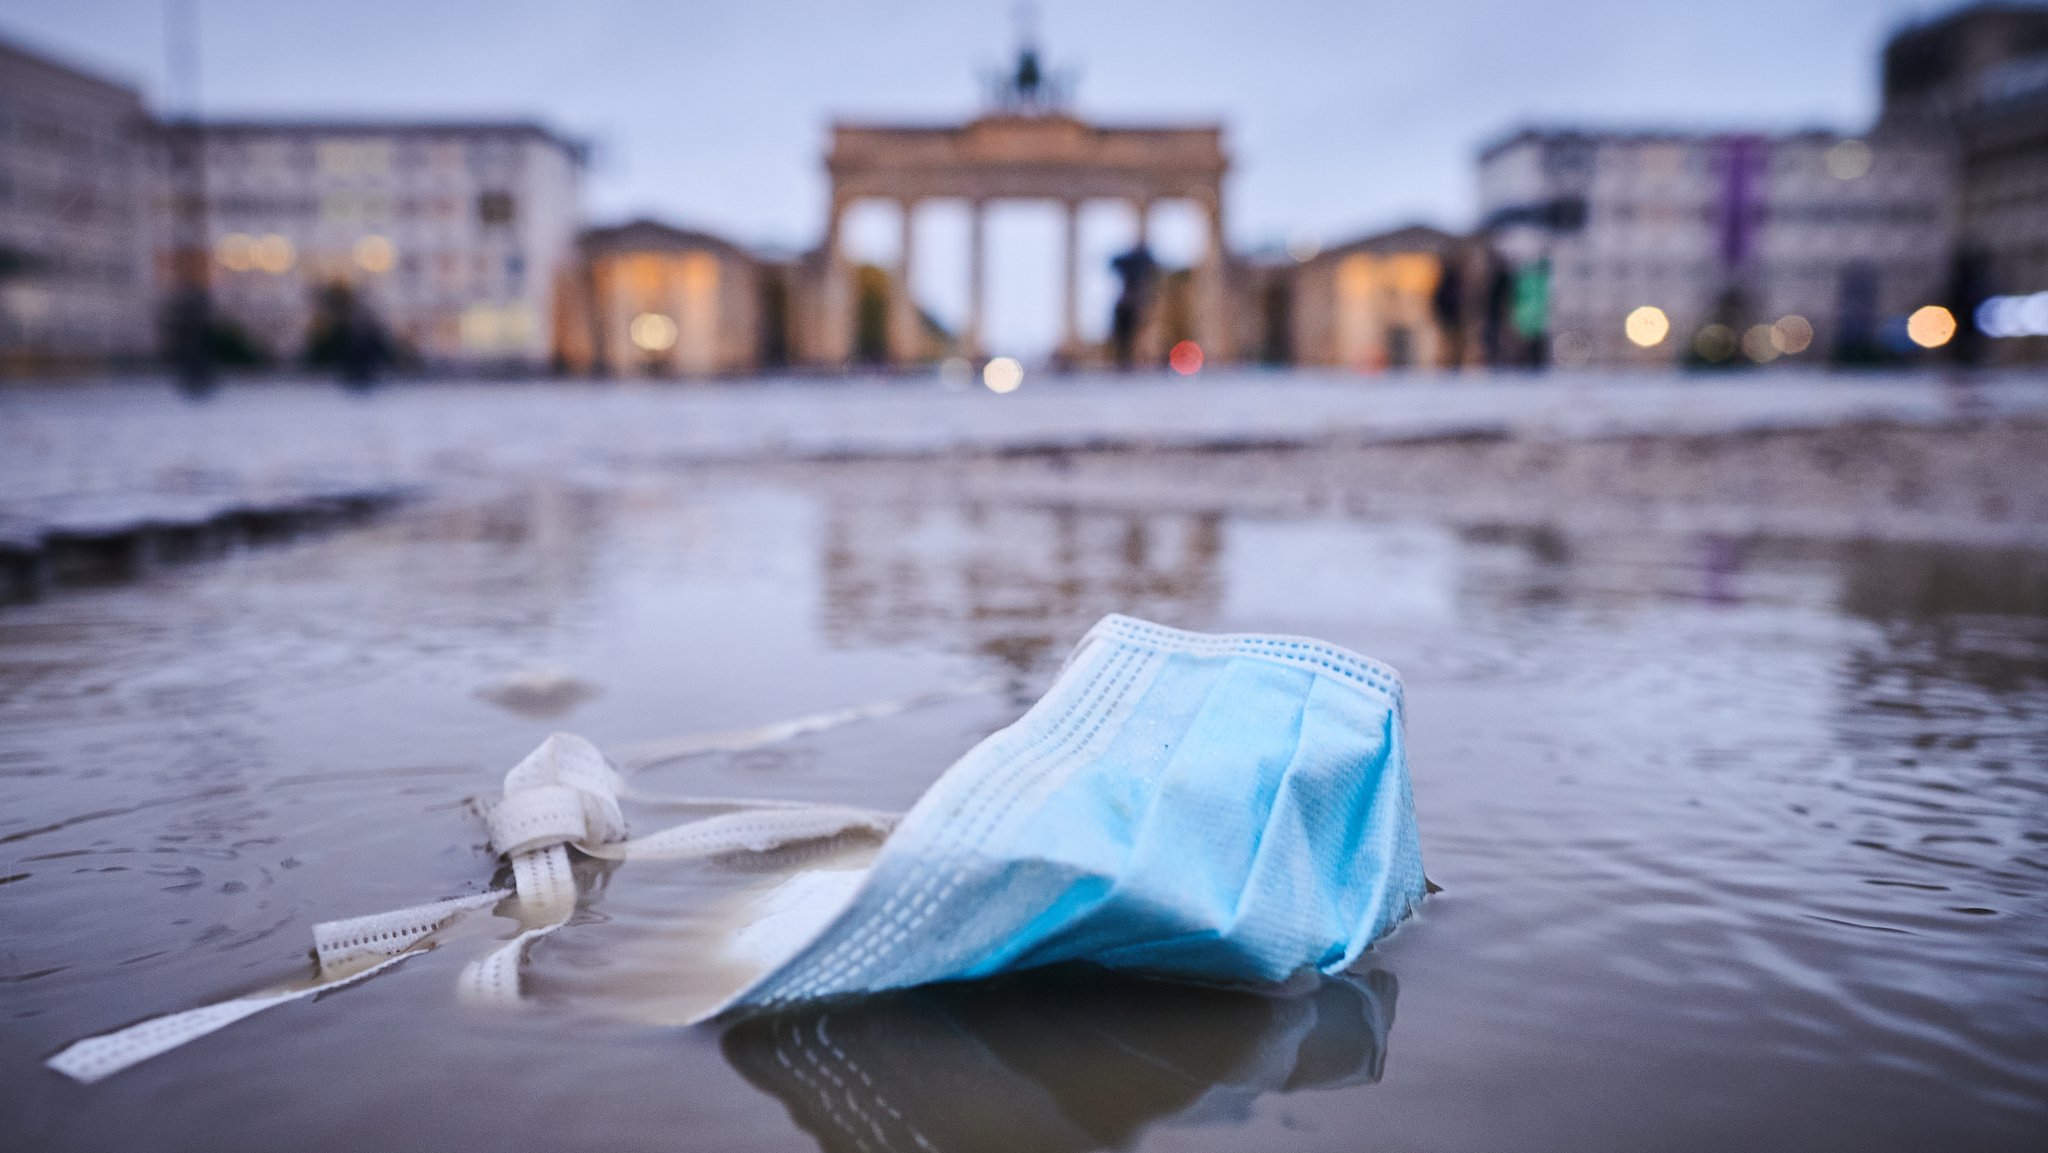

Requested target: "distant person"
[
  {"left": 305, "top": 283, "right": 395, "bottom": 389},
  {"left": 162, "top": 286, "right": 218, "bottom": 398},
  {"left": 1110, "top": 245, "right": 1158, "bottom": 370},
  {"left": 1482, "top": 261, "right": 1513, "bottom": 367},
  {"left": 1431, "top": 256, "right": 1466, "bottom": 369}
]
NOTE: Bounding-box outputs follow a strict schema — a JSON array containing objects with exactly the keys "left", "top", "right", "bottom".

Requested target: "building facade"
[
  {"left": 0, "top": 37, "right": 152, "bottom": 374},
  {"left": 1882, "top": 2, "right": 2048, "bottom": 363},
  {"left": 554, "top": 219, "right": 769, "bottom": 378},
  {"left": 1284, "top": 226, "right": 1494, "bottom": 372},
  {"left": 150, "top": 120, "right": 583, "bottom": 370},
  {"left": 1478, "top": 129, "right": 1957, "bottom": 367}
]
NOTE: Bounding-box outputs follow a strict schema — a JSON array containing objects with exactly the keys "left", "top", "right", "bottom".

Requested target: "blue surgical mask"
[
  {"left": 49, "top": 614, "right": 1424, "bottom": 1081},
  {"left": 718, "top": 614, "right": 1425, "bottom": 1012}
]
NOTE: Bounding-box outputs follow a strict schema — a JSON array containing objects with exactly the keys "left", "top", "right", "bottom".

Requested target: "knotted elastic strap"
[
  {"left": 43, "top": 681, "right": 990, "bottom": 1084},
  {"left": 453, "top": 733, "right": 625, "bottom": 1004}
]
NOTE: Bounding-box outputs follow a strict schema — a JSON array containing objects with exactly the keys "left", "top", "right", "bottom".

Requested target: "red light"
[{"left": 1169, "top": 340, "right": 1203, "bottom": 375}]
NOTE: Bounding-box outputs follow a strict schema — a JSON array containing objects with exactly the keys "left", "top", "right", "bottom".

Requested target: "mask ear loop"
[
  {"left": 606, "top": 677, "right": 1002, "bottom": 806},
  {"left": 44, "top": 679, "right": 1004, "bottom": 1085}
]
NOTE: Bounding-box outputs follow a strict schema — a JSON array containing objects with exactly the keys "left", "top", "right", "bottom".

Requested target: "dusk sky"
[{"left": 1, "top": 0, "right": 1964, "bottom": 353}]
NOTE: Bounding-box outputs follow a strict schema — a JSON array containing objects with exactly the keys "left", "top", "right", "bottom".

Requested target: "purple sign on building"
[{"left": 1715, "top": 135, "right": 1768, "bottom": 269}]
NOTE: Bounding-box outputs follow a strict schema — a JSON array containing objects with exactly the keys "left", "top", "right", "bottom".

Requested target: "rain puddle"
[{"left": 3, "top": 399, "right": 2045, "bottom": 1152}]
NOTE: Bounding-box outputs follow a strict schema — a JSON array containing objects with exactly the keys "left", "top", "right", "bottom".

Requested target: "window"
[{"left": 478, "top": 191, "right": 516, "bottom": 226}]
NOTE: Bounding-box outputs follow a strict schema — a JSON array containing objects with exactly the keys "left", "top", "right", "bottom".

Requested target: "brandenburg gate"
[{"left": 815, "top": 54, "right": 1231, "bottom": 366}]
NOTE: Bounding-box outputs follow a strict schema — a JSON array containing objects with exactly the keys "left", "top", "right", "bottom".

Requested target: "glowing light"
[
  {"left": 353, "top": 235, "right": 395, "bottom": 273},
  {"left": 1169, "top": 340, "right": 1204, "bottom": 375},
  {"left": 1825, "top": 139, "right": 1873, "bottom": 181},
  {"left": 1976, "top": 291, "right": 2048, "bottom": 338},
  {"left": 254, "top": 234, "right": 295, "bottom": 273},
  {"left": 1623, "top": 305, "right": 1669, "bottom": 348},
  {"left": 1906, "top": 305, "right": 1956, "bottom": 349},
  {"left": 938, "top": 356, "right": 973, "bottom": 390},
  {"left": 982, "top": 356, "right": 1024, "bottom": 394},
  {"left": 216, "top": 233, "right": 256, "bottom": 272},
  {"left": 1388, "top": 253, "right": 1441, "bottom": 297},
  {"left": 681, "top": 252, "right": 718, "bottom": 295},
  {"left": 460, "top": 306, "right": 499, "bottom": 350},
  {"left": 1741, "top": 324, "right": 1779, "bottom": 363},
  {"left": 1973, "top": 298, "right": 2003, "bottom": 337},
  {"left": 1336, "top": 254, "right": 1378, "bottom": 297},
  {"left": 1693, "top": 324, "right": 1737, "bottom": 363},
  {"left": 1286, "top": 230, "right": 1321, "bottom": 263},
  {"left": 628, "top": 312, "right": 678, "bottom": 352},
  {"left": 2021, "top": 294, "right": 2048, "bottom": 335},
  {"left": 1770, "top": 314, "right": 1813, "bottom": 355}
]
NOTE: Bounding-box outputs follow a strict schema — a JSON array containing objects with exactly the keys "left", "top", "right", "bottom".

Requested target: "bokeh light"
[
  {"left": 1770, "top": 314, "right": 1814, "bottom": 355},
  {"left": 1285, "top": 230, "right": 1321, "bottom": 263},
  {"left": 982, "top": 356, "right": 1024, "bottom": 393},
  {"left": 353, "top": 235, "right": 395, "bottom": 274},
  {"left": 1825, "top": 139, "right": 1873, "bottom": 181},
  {"left": 254, "top": 234, "right": 295, "bottom": 273},
  {"left": 1693, "top": 323, "right": 1736, "bottom": 362},
  {"left": 1975, "top": 292, "right": 2048, "bottom": 338},
  {"left": 215, "top": 233, "right": 256, "bottom": 272},
  {"left": 1388, "top": 254, "right": 1440, "bottom": 297},
  {"left": 1169, "top": 340, "right": 1204, "bottom": 374},
  {"left": 1742, "top": 324, "right": 1779, "bottom": 363},
  {"left": 1623, "top": 305, "right": 1669, "bottom": 348},
  {"left": 628, "top": 312, "right": 677, "bottom": 352},
  {"left": 1906, "top": 305, "right": 1956, "bottom": 349}
]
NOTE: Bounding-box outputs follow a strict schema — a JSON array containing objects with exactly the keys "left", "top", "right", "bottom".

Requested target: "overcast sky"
[{"left": 1, "top": 0, "right": 1967, "bottom": 353}]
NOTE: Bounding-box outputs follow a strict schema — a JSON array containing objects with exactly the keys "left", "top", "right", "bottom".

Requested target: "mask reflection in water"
[{"left": 723, "top": 966, "right": 1398, "bottom": 1153}]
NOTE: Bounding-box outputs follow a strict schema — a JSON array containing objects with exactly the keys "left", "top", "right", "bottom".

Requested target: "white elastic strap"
[
  {"left": 608, "top": 678, "right": 1001, "bottom": 775},
  {"left": 45, "top": 683, "right": 980, "bottom": 1084},
  {"left": 511, "top": 844, "right": 578, "bottom": 916},
  {"left": 44, "top": 805, "right": 891, "bottom": 1081},
  {"left": 312, "top": 889, "right": 510, "bottom": 975},
  {"left": 46, "top": 950, "right": 416, "bottom": 1084},
  {"left": 454, "top": 844, "right": 580, "bottom": 1005},
  {"left": 458, "top": 921, "right": 568, "bottom": 1005},
  {"left": 52, "top": 888, "right": 513, "bottom": 1084},
  {"left": 577, "top": 806, "right": 898, "bottom": 861},
  {"left": 487, "top": 786, "right": 591, "bottom": 857},
  {"left": 452, "top": 807, "right": 898, "bottom": 1003}
]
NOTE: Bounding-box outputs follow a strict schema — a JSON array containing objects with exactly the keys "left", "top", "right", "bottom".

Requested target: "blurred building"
[
  {"left": 0, "top": 37, "right": 153, "bottom": 375},
  {"left": 1477, "top": 129, "right": 1957, "bottom": 367},
  {"left": 1283, "top": 226, "right": 1495, "bottom": 372},
  {"left": 150, "top": 120, "right": 584, "bottom": 370},
  {"left": 553, "top": 219, "right": 770, "bottom": 377},
  {"left": 1881, "top": 2, "right": 2048, "bottom": 363}
]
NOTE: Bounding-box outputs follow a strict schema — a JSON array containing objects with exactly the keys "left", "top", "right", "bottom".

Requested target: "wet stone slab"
[{"left": 0, "top": 487, "right": 412, "bottom": 604}]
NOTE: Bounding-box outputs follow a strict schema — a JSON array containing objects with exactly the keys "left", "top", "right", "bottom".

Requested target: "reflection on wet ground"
[
  {"left": 723, "top": 967, "right": 1397, "bottom": 1153},
  {"left": 821, "top": 497, "right": 1224, "bottom": 670},
  {"left": 3, "top": 428, "right": 2046, "bottom": 1152}
]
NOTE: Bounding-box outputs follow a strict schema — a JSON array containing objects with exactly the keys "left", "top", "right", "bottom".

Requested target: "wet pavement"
[{"left": 3, "top": 375, "right": 2046, "bottom": 1152}]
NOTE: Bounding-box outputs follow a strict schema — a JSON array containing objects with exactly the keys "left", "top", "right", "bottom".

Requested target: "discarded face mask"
[{"left": 48, "top": 614, "right": 1425, "bottom": 1082}]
